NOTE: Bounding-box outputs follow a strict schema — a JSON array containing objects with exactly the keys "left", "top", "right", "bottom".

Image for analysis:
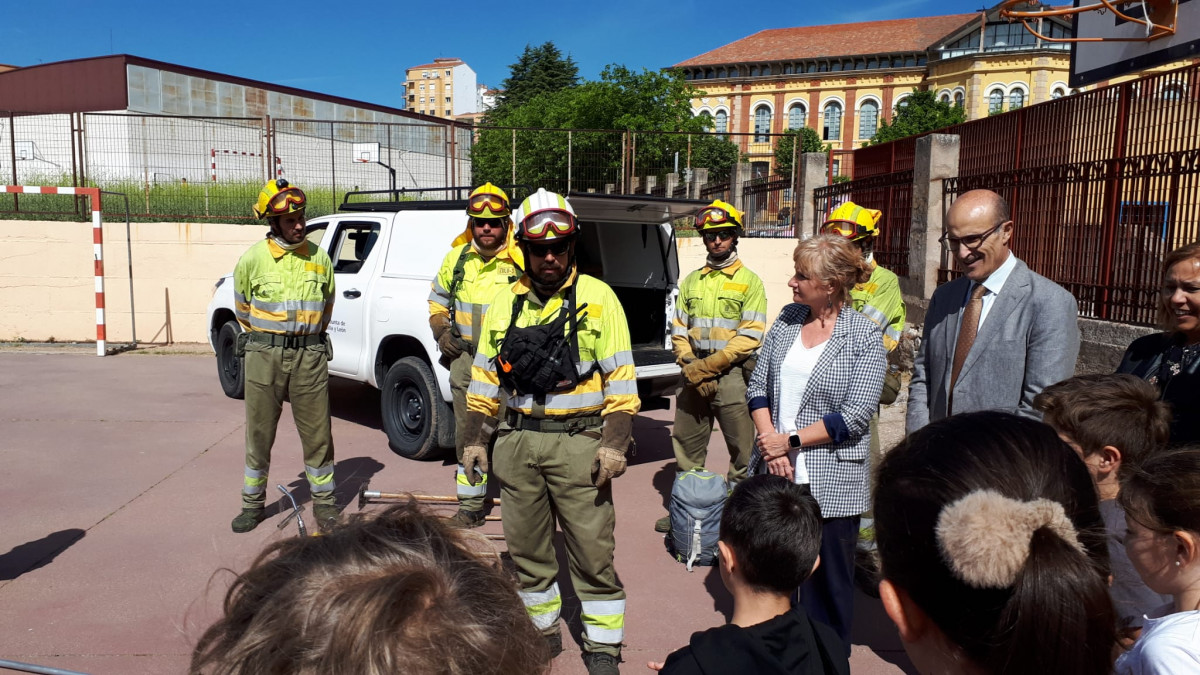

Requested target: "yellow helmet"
[
  {"left": 253, "top": 179, "right": 307, "bottom": 220},
  {"left": 822, "top": 201, "right": 881, "bottom": 241},
  {"left": 695, "top": 199, "right": 743, "bottom": 231},
  {"left": 466, "top": 182, "right": 512, "bottom": 219}
]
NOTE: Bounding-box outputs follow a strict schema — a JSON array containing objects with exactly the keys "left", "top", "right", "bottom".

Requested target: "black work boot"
[
  {"left": 312, "top": 504, "right": 341, "bottom": 533},
  {"left": 447, "top": 508, "right": 486, "bottom": 529},
  {"left": 231, "top": 508, "right": 266, "bottom": 533},
  {"left": 542, "top": 631, "right": 563, "bottom": 659},
  {"left": 583, "top": 652, "right": 621, "bottom": 675}
]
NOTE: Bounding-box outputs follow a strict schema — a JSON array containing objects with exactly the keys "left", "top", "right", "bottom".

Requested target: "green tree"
[
  {"left": 869, "top": 89, "right": 966, "bottom": 146},
  {"left": 491, "top": 42, "right": 579, "bottom": 115},
  {"left": 473, "top": 66, "right": 741, "bottom": 190},
  {"left": 772, "top": 127, "right": 827, "bottom": 176}
]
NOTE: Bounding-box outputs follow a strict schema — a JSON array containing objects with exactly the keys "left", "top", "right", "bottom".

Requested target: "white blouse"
[{"left": 775, "top": 335, "right": 828, "bottom": 485}]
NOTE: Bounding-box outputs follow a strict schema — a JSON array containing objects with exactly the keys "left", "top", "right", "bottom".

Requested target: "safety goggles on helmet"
[
  {"left": 468, "top": 192, "right": 509, "bottom": 216},
  {"left": 521, "top": 210, "right": 577, "bottom": 240},
  {"left": 696, "top": 206, "right": 736, "bottom": 229},
  {"left": 822, "top": 220, "right": 870, "bottom": 240},
  {"left": 265, "top": 187, "right": 307, "bottom": 216}
]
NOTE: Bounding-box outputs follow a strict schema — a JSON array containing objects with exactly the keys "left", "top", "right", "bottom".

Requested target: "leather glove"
[
  {"left": 430, "top": 314, "right": 463, "bottom": 359},
  {"left": 462, "top": 445, "right": 489, "bottom": 486},
  {"left": 592, "top": 447, "right": 627, "bottom": 488},
  {"left": 677, "top": 352, "right": 697, "bottom": 368},
  {"left": 681, "top": 350, "right": 732, "bottom": 385},
  {"left": 593, "top": 412, "right": 634, "bottom": 487},
  {"left": 463, "top": 410, "right": 499, "bottom": 447},
  {"left": 693, "top": 379, "right": 719, "bottom": 399}
]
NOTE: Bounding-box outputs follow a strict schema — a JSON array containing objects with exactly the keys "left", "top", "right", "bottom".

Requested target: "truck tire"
[
  {"left": 381, "top": 356, "right": 451, "bottom": 460},
  {"left": 216, "top": 320, "right": 245, "bottom": 399}
]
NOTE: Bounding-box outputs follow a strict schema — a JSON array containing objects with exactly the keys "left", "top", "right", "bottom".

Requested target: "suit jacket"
[
  {"left": 906, "top": 256, "right": 1079, "bottom": 433},
  {"left": 747, "top": 304, "right": 886, "bottom": 518}
]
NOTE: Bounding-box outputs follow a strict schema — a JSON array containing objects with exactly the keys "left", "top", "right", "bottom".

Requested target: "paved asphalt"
[{"left": 0, "top": 349, "right": 915, "bottom": 674}]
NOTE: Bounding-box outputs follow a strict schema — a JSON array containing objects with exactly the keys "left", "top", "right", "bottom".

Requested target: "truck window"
[
  {"left": 330, "top": 222, "right": 382, "bottom": 274},
  {"left": 305, "top": 222, "right": 329, "bottom": 248}
]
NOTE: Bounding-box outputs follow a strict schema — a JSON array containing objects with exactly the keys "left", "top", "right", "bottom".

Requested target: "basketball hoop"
[{"left": 998, "top": 0, "right": 1178, "bottom": 42}]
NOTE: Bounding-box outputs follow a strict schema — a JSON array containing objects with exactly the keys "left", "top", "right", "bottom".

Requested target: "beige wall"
[{"left": 2, "top": 221, "right": 802, "bottom": 345}]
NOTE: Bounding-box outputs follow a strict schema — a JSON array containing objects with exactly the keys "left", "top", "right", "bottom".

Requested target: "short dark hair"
[
  {"left": 1033, "top": 373, "right": 1170, "bottom": 471},
  {"left": 719, "top": 474, "right": 822, "bottom": 594}
]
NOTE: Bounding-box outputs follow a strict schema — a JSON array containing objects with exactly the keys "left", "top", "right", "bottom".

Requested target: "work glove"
[
  {"left": 681, "top": 351, "right": 732, "bottom": 385},
  {"left": 692, "top": 379, "right": 719, "bottom": 399},
  {"left": 429, "top": 314, "right": 463, "bottom": 359},
  {"left": 593, "top": 412, "right": 634, "bottom": 487},
  {"left": 677, "top": 352, "right": 697, "bottom": 368},
  {"left": 462, "top": 445, "right": 489, "bottom": 486}
]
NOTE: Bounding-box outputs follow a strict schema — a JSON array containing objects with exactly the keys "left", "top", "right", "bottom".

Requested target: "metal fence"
[
  {"left": 812, "top": 170, "right": 914, "bottom": 276},
  {"left": 0, "top": 111, "right": 469, "bottom": 221}
]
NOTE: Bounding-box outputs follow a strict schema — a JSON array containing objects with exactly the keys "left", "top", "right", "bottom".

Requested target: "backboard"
[
  {"left": 1071, "top": 0, "right": 1200, "bottom": 87},
  {"left": 352, "top": 142, "right": 380, "bottom": 163}
]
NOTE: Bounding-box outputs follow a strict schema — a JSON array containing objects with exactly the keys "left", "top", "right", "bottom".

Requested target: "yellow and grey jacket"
[
  {"left": 467, "top": 270, "right": 641, "bottom": 419},
  {"left": 234, "top": 238, "right": 334, "bottom": 335},
  {"left": 850, "top": 262, "right": 905, "bottom": 352},
  {"left": 428, "top": 243, "right": 521, "bottom": 346},
  {"left": 672, "top": 259, "right": 767, "bottom": 363}
]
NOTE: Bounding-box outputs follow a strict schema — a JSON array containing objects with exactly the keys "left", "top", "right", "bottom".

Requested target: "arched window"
[
  {"left": 954, "top": 91, "right": 965, "bottom": 107},
  {"left": 939, "top": 92, "right": 951, "bottom": 104},
  {"left": 1009, "top": 88, "right": 1025, "bottom": 110},
  {"left": 988, "top": 89, "right": 1004, "bottom": 114},
  {"left": 859, "top": 100, "right": 879, "bottom": 140},
  {"left": 823, "top": 101, "right": 842, "bottom": 141},
  {"left": 1051, "top": 87, "right": 1066, "bottom": 99},
  {"left": 714, "top": 110, "right": 728, "bottom": 137},
  {"left": 753, "top": 105, "right": 772, "bottom": 142},
  {"left": 697, "top": 110, "right": 713, "bottom": 131},
  {"left": 787, "top": 103, "right": 807, "bottom": 130}
]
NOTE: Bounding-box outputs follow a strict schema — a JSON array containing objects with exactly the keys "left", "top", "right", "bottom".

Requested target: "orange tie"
[{"left": 949, "top": 283, "right": 987, "bottom": 411}]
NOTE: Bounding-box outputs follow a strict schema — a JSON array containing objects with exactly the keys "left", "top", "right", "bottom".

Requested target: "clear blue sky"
[{"left": 2, "top": 0, "right": 992, "bottom": 110}]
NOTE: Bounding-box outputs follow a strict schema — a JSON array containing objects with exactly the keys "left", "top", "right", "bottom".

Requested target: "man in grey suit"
[{"left": 907, "top": 189, "right": 1079, "bottom": 433}]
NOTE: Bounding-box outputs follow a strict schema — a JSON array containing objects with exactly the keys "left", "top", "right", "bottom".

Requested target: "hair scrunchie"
[{"left": 935, "top": 489, "right": 1085, "bottom": 589}]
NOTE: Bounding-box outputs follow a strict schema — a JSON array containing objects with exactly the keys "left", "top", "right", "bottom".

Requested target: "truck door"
[{"left": 326, "top": 218, "right": 385, "bottom": 377}]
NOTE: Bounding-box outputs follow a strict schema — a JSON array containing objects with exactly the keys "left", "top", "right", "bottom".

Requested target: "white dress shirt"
[{"left": 958, "top": 251, "right": 1018, "bottom": 334}]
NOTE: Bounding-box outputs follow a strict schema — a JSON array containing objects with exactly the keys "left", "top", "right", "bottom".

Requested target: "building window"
[
  {"left": 750, "top": 66, "right": 759, "bottom": 77},
  {"left": 1051, "top": 87, "right": 1066, "bottom": 99},
  {"left": 940, "top": 92, "right": 951, "bottom": 104},
  {"left": 754, "top": 105, "right": 772, "bottom": 142},
  {"left": 419, "top": 83, "right": 425, "bottom": 90},
  {"left": 445, "top": 70, "right": 451, "bottom": 77},
  {"left": 823, "top": 102, "right": 842, "bottom": 141},
  {"left": 787, "top": 103, "right": 806, "bottom": 130},
  {"left": 988, "top": 89, "right": 1004, "bottom": 114},
  {"left": 954, "top": 91, "right": 965, "bottom": 107},
  {"left": 715, "top": 110, "right": 728, "bottom": 137},
  {"left": 1009, "top": 89, "right": 1025, "bottom": 109},
  {"left": 445, "top": 109, "right": 451, "bottom": 115},
  {"left": 859, "top": 100, "right": 879, "bottom": 139},
  {"left": 445, "top": 96, "right": 451, "bottom": 103}
]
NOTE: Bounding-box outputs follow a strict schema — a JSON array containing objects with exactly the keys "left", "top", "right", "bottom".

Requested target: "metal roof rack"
[{"left": 339, "top": 185, "right": 533, "bottom": 212}]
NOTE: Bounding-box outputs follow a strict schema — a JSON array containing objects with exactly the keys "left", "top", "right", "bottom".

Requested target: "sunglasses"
[
  {"left": 266, "top": 187, "right": 306, "bottom": 215},
  {"left": 696, "top": 206, "right": 733, "bottom": 228},
  {"left": 701, "top": 230, "right": 735, "bottom": 243},
  {"left": 471, "top": 217, "right": 506, "bottom": 229},
  {"left": 526, "top": 240, "right": 571, "bottom": 257},
  {"left": 939, "top": 223, "right": 1003, "bottom": 251},
  {"left": 468, "top": 193, "right": 509, "bottom": 215},
  {"left": 522, "top": 210, "right": 577, "bottom": 239}
]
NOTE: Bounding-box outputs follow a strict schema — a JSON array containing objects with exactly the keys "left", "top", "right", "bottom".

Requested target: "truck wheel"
[
  {"left": 381, "top": 356, "right": 451, "bottom": 460},
  {"left": 215, "top": 320, "right": 245, "bottom": 399}
]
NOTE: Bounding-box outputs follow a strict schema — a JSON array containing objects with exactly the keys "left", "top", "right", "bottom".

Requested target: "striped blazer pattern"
[{"left": 747, "top": 303, "right": 886, "bottom": 518}]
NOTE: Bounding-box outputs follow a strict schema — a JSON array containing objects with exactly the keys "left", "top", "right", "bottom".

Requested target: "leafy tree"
[
  {"left": 491, "top": 42, "right": 579, "bottom": 115},
  {"left": 773, "top": 127, "right": 827, "bottom": 176},
  {"left": 473, "top": 66, "right": 741, "bottom": 190},
  {"left": 869, "top": 89, "right": 966, "bottom": 146}
]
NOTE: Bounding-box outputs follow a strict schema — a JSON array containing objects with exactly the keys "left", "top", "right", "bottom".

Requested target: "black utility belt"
[
  {"left": 248, "top": 333, "right": 325, "bottom": 349},
  {"left": 505, "top": 411, "right": 603, "bottom": 434}
]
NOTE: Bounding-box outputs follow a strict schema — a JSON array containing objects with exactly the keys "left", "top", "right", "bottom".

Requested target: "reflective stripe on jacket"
[
  {"left": 466, "top": 271, "right": 641, "bottom": 418},
  {"left": 428, "top": 243, "right": 521, "bottom": 345},
  {"left": 850, "top": 262, "right": 906, "bottom": 352},
  {"left": 234, "top": 238, "right": 335, "bottom": 335},
  {"left": 671, "top": 259, "right": 767, "bottom": 362}
]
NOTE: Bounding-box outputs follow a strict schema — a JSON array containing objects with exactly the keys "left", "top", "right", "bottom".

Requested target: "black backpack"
[{"left": 495, "top": 285, "right": 596, "bottom": 396}]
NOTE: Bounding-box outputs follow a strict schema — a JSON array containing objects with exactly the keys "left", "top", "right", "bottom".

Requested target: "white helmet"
[{"left": 513, "top": 188, "right": 578, "bottom": 241}]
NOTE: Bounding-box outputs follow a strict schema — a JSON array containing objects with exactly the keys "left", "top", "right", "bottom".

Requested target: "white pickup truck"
[{"left": 206, "top": 190, "right": 702, "bottom": 460}]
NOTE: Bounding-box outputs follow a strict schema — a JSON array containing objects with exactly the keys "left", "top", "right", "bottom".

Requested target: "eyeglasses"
[
  {"left": 696, "top": 206, "right": 734, "bottom": 228},
  {"left": 526, "top": 240, "right": 571, "bottom": 257},
  {"left": 939, "top": 223, "right": 1003, "bottom": 251},
  {"left": 471, "top": 217, "right": 506, "bottom": 230},
  {"left": 266, "top": 187, "right": 307, "bottom": 215},
  {"left": 701, "top": 230, "right": 735, "bottom": 243},
  {"left": 468, "top": 192, "right": 509, "bottom": 216},
  {"left": 521, "top": 210, "right": 577, "bottom": 239}
]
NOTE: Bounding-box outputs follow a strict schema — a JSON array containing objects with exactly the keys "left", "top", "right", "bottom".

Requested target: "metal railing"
[{"left": 812, "top": 171, "right": 914, "bottom": 275}]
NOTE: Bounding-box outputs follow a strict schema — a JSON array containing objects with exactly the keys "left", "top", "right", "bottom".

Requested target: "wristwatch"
[{"left": 788, "top": 433, "right": 802, "bottom": 449}]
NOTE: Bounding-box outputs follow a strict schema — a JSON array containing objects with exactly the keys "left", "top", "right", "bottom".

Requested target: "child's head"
[
  {"left": 1033, "top": 373, "right": 1169, "bottom": 481},
  {"left": 190, "top": 502, "right": 549, "bottom": 675},
  {"left": 874, "top": 412, "right": 1116, "bottom": 675},
  {"left": 1118, "top": 445, "right": 1200, "bottom": 597},
  {"left": 719, "top": 474, "right": 822, "bottom": 594}
]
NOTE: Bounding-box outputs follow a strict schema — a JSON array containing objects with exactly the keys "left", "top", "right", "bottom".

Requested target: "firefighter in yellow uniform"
[
  {"left": 428, "top": 183, "right": 523, "bottom": 528},
  {"left": 462, "top": 189, "right": 637, "bottom": 675},
  {"left": 656, "top": 200, "right": 766, "bottom": 533},
  {"left": 231, "top": 180, "right": 338, "bottom": 534}
]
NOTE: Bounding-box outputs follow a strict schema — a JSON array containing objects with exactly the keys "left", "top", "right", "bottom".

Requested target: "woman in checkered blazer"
[{"left": 746, "top": 234, "right": 886, "bottom": 651}]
